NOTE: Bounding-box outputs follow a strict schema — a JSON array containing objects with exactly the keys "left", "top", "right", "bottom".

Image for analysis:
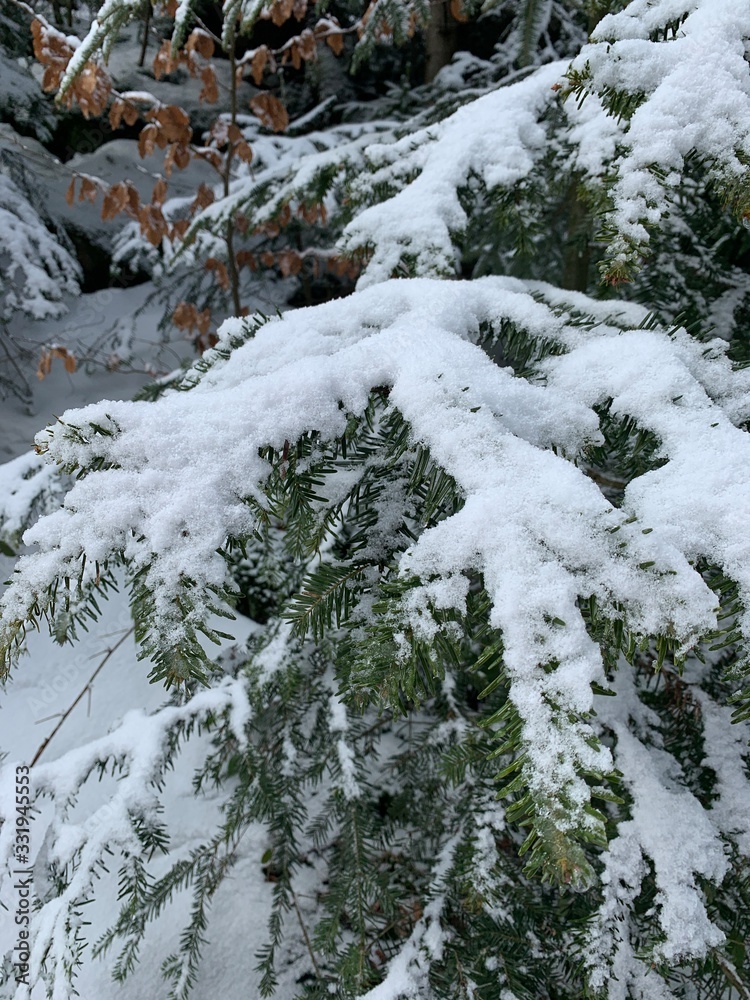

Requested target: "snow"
[
  {"left": 572, "top": 0, "right": 750, "bottom": 264},
  {"left": 2, "top": 0, "right": 750, "bottom": 995},
  {"left": 3, "top": 276, "right": 749, "bottom": 857},
  {"left": 343, "top": 62, "right": 566, "bottom": 285},
  {"left": 0, "top": 173, "right": 80, "bottom": 322},
  {"left": 586, "top": 670, "right": 731, "bottom": 993},
  {"left": 0, "top": 454, "right": 62, "bottom": 544}
]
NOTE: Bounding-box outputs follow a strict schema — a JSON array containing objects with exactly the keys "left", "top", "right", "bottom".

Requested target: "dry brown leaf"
[
  {"left": 123, "top": 103, "right": 140, "bottom": 126},
  {"left": 192, "top": 183, "right": 215, "bottom": 213},
  {"left": 196, "top": 308, "right": 211, "bottom": 335},
  {"left": 326, "top": 31, "right": 344, "bottom": 56},
  {"left": 358, "top": 2, "right": 375, "bottom": 34},
  {"left": 186, "top": 29, "right": 215, "bottom": 59},
  {"left": 139, "top": 122, "right": 158, "bottom": 157},
  {"left": 269, "top": 0, "right": 294, "bottom": 26},
  {"left": 170, "top": 218, "right": 190, "bottom": 240},
  {"left": 155, "top": 105, "right": 192, "bottom": 144},
  {"left": 79, "top": 177, "right": 98, "bottom": 203},
  {"left": 101, "top": 181, "right": 129, "bottom": 221},
  {"left": 205, "top": 257, "right": 230, "bottom": 290},
  {"left": 77, "top": 65, "right": 98, "bottom": 97},
  {"left": 277, "top": 250, "right": 302, "bottom": 276},
  {"left": 152, "top": 176, "right": 168, "bottom": 205},
  {"left": 72, "top": 63, "right": 111, "bottom": 118},
  {"left": 32, "top": 20, "right": 72, "bottom": 94},
  {"left": 51, "top": 346, "right": 77, "bottom": 373},
  {"left": 200, "top": 148, "right": 223, "bottom": 170},
  {"left": 138, "top": 204, "right": 168, "bottom": 246},
  {"left": 153, "top": 40, "right": 180, "bottom": 80},
  {"left": 109, "top": 98, "right": 125, "bottom": 130},
  {"left": 298, "top": 201, "right": 326, "bottom": 224},
  {"left": 298, "top": 29, "right": 317, "bottom": 60},
  {"left": 286, "top": 43, "right": 302, "bottom": 71},
  {"left": 199, "top": 65, "right": 219, "bottom": 104},
  {"left": 173, "top": 301, "right": 195, "bottom": 329},
  {"left": 65, "top": 177, "right": 76, "bottom": 206},
  {"left": 249, "top": 92, "right": 289, "bottom": 133},
  {"left": 250, "top": 46, "right": 269, "bottom": 86},
  {"left": 450, "top": 0, "right": 469, "bottom": 21},
  {"left": 236, "top": 250, "right": 256, "bottom": 270},
  {"left": 37, "top": 347, "right": 76, "bottom": 379},
  {"left": 234, "top": 140, "right": 253, "bottom": 164},
  {"left": 41, "top": 65, "right": 63, "bottom": 92},
  {"left": 126, "top": 182, "right": 140, "bottom": 213},
  {"left": 37, "top": 349, "right": 51, "bottom": 381},
  {"left": 173, "top": 143, "right": 191, "bottom": 169}
]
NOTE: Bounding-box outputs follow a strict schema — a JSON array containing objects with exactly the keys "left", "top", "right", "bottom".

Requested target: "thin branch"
[
  {"left": 291, "top": 885, "right": 322, "bottom": 979},
  {"left": 30, "top": 626, "right": 135, "bottom": 767}
]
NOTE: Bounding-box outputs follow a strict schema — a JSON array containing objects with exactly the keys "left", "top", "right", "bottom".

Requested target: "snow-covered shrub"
[
  {"left": 2, "top": 1, "right": 750, "bottom": 998},
  {"left": 0, "top": 166, "right": 81, "bottom": 401}
]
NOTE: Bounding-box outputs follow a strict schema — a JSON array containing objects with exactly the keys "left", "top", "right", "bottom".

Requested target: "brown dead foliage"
[
  {"left": 249, "top": 92, "right": 289, "bottom": 133},
  {"left": 250, "top": 46, "right": 272, "bottom": 85},
  {"left": 200, "top": 65, "right": 219, "bottom": 104},
  {"left": 109, "top": 98, "right": 141, "bottom": 130},
  {"left": 101, "top": 181, "right": 130, "bottom": 220},
  {"left": 450, "top": 0, "right": 469, "bottom": 21},
  {"left": 191, "top": 183, "right": 216, "bottom": 215},
  {"left": 277, "top": 249, "right": 303, "bottom": 276},
  {"left": 297, "top": 201, "right": 327, "bottom": 225},
  {"left": 326, "top": 31, "right": 344, "bottom": 55},
  {"left": 138, "top": 204, "right": 169, "bottom": 246},
  {"left": 172, "top": 302, "right": 216, "bottom": 352},
  {"left": 37, "top": 346, "right": 77, "bottom": 380},
  {"left": 32, "top": 19, "right": 111, "bottom": 117},
  {"left": 186, "top": 29, "right": 215, "bottom": 60},
  {"left": 205, "top": 257, "right": 231, "bottom": 290}
]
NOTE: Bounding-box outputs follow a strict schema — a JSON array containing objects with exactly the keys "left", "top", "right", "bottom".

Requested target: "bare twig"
[
  {"left": 291, "top": 885, "right": 322, "bottom": 979},
  {"left": 30, "top": 626, "right": 135, "bottom": 766}
]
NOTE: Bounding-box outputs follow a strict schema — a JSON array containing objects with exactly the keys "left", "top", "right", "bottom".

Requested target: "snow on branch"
[
  {"left": 0, "top": 174, "right": 80, "bottom": 322},
  {"left": 585, "top": 669, "right": 732, "bottom": 993},
  {"left": 2, "top": 277, "right": 750, "bottom": 857},
  {"left": 0, "top": 453, "right": 65, "bottom": 549},
  {"left": 568, "top": 0, "right": 750, "bottom": 279},
  {"left": 0, "top": 677, "right": 250, "bottom": 999},
  {"left": 341, "top": 62, "right": 566, "bottom": 286}
]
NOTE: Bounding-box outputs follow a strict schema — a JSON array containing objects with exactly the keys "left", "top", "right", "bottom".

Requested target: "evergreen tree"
[
  {"left": 0, "top": 166, "right": 81, "bottom": 402},
  {"left": 2, "top": 1, "right": 750, "bottom": 998}
]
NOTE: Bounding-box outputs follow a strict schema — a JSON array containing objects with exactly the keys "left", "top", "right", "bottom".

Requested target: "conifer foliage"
[{"left": 2, "top": 1, "right": 750, "bottom": 998}]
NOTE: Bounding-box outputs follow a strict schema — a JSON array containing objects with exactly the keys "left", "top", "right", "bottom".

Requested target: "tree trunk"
[
  {"left": 138, "top": 3, "right": 152, "bottom": 67},
  {"left": 424, "top": 0, "right": 459, "bottom": 84}
]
